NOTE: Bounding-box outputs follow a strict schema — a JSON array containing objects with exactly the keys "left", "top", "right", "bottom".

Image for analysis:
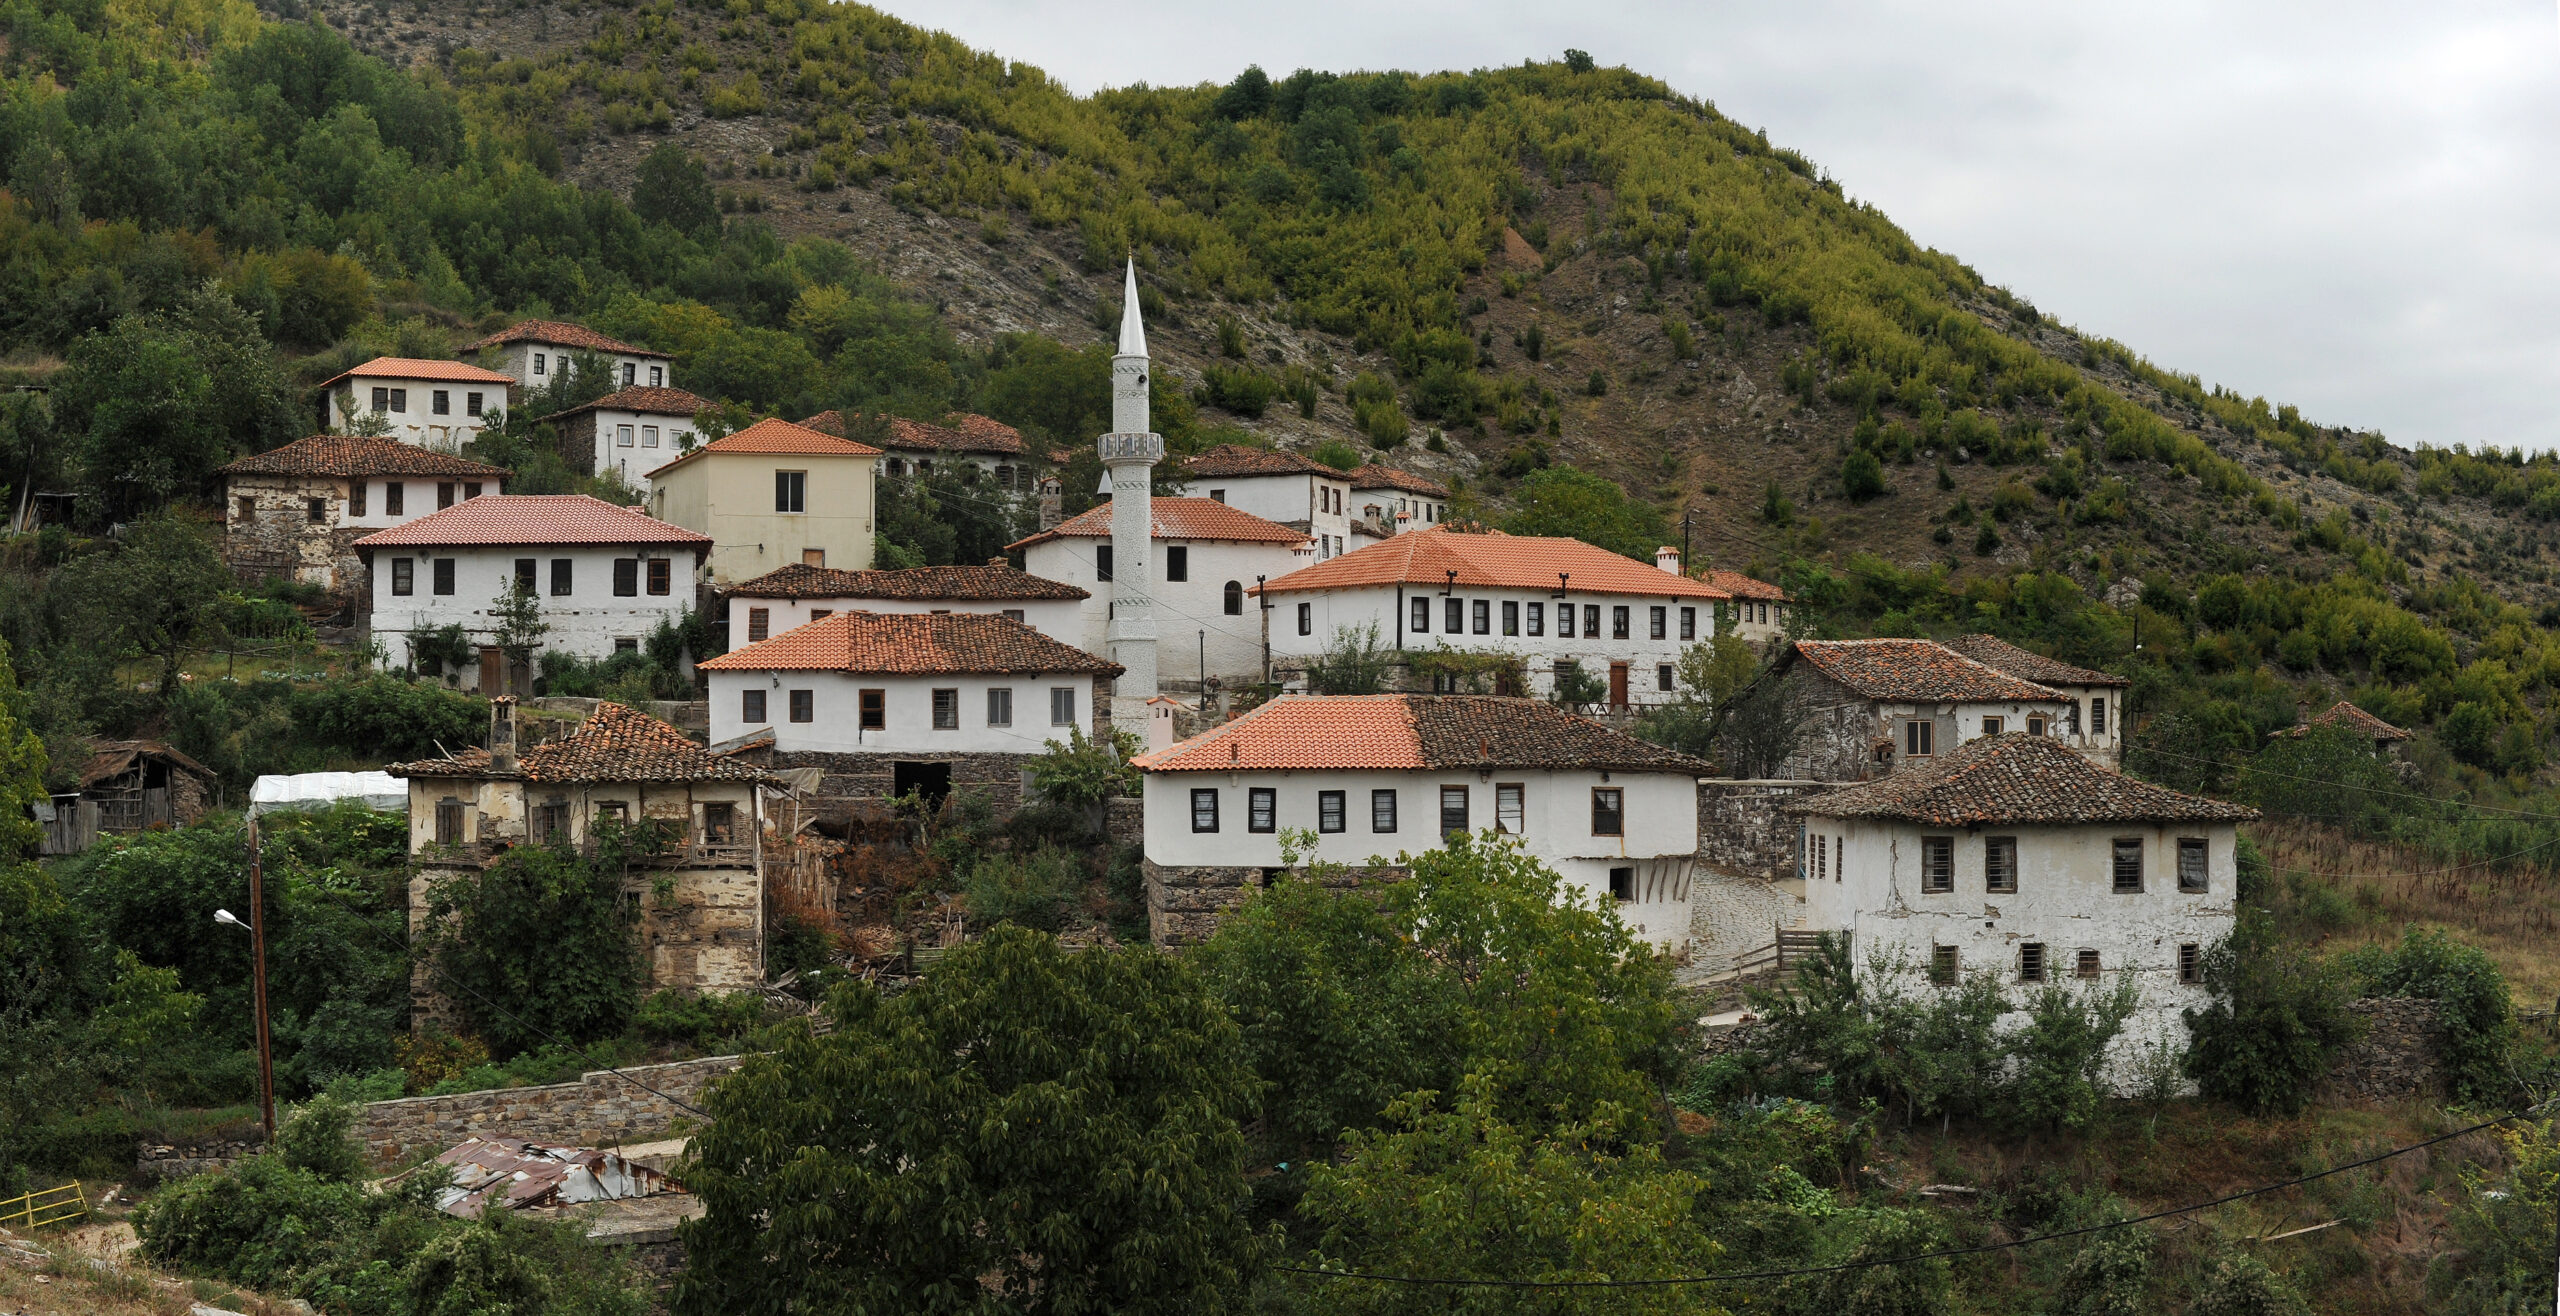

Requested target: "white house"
[
  {"left": 1702, "top": 569, "right": 1793, "bottom": 645},
  {"left": 1349, "top": 463, "right": 1451, "bottom": 539},
  {"left": 1946, "top": 633, "right": 2128, "bottom": 769},
  {"left": 697, "top": 609, "right": 1121, "bottom": 813},
  {"left": 1178, "top": 444, "right": 1354, "bottom": 560},
  {"left": 320, "top": 358, "right": 517, "bottom": 449},
  {"left": 461, "top": 319, "right": 674, "bottom": 393},
  {"left": 724, "top": 561, "right": 1087, "bottom": 647},
  {"left": 1256, "top": 526, "right": 1734, "bottom": 708},
  {"left": 1134, "top": 693, "right": 1710, "bottom": 948},
  {"left": 534, "top": 386, "right": 712, "bottom": 487},
  {"left": 1009, "top": 496, "right": 1311, "bottom": 688},
  {"left": 354, "top": 495, "right": 711, "bottom": 695},
  {"left": 1778, "top": 638, "right": 2081, "bottom": 781},
  {"left": 1793, "top": 733, "right": 2255, "bottom": 1072},
  {"left": 801, "top": 410, "right": 1040, "bottom": 493},
  {"left": 216, "top": 433, "right": 508, "bottom": 603}
]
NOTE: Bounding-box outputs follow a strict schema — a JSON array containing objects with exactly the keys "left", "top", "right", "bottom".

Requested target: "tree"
[
  {"left": 1841, "top": 448, "right": 1887, "bottom": 501},
  {"left": 51, "top": 295, "right": 300, "bottom": 516},
  {"left": 2182, "top": 916, "right": 2361, "bottom": 1117},
  {"left": 632, "top": 143, "right": 719, "bottom": 239},
  {"left": 1719, "top": 673, "right": 1810, "bottom": 778},
  {"left": 489, "top": 579, "right": 549, "bottom": 666},
  {"left": 1306, "top": 622, "right": 1394, "bottom": 695},
  {"left": 1760, "top": 479, "right": 1795, "bottom": 526},
  {"left": 50, "top": 515, "right": 235, "bottom": 699},
  {"left": 1501, "top": 467, "right": 1672, "bottom": 564},
  {"left": 674, "top": 927, "right": 1263, "bottom": 1314},
  {"left": 1025, "top": 725, "right": 1140, "bottom": 808},
  {"left": 418, "top": 819, "right": 666, "bottom": 1053}
]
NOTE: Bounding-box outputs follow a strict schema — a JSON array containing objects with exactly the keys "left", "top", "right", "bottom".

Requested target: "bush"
[
  {"left": 419, "top": 823, "right": 665, "bottom": 1055},
  {"left": 2338, "top": 926, "right": 2516, "bottom": 1103},
  {"left": 1841, "top": 448, "right": 1886, "bottom": 501},
  {"left": 961, "top": 846, "right": 1087, "bottom": 933},
  {"left": 2182, "top": 919, "right": 2362, "bottom": 1116},
  {"left": 137, "top": 1153, "right": 368, "bottom": 1292},
  {"left": 273, "top": 1094, "right": 367, "bottom": 1183},
  {"left": 635, "top": 990, "right": 771, "bottom": 1052}
]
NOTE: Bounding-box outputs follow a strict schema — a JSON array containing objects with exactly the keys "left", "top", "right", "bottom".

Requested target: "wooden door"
[
  {"left": 478, "top": 645, "right": 505, "bottom": 694},
  {"left": 1608, "top": 661, "right": 1630, "bottom": 708}
]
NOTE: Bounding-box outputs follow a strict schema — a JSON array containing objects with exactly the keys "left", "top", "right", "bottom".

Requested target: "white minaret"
[{"left": 1102, "top": 260, "right": 1163, "bottom": 738}]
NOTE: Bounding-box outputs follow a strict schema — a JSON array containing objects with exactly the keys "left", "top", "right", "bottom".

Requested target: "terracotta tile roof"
[
  {"left": 1255, "top": 525, "right": 1731, "bottom": 600},
  {"left": 644, "top": 418, "right": 881, "bottom": 478},
  {"left": 726, "top": 562, "right": 1087, "bottom": 601},
  {"left": 353, "top": 495, "right": 711, "bottom": 549},
  {"left": 1181, "top": 444, "right": 1342, "bottom": 479},
  {"left": 532, "top": 386, "right": 711, "bottom": 424},
  {"left": 1702, "top": 570, "right": 1788, "bottom": 603},
  {"left": 217, "top": 434, "right": 510, "bottom": 480},
  {"left": 1946, "top": 634, "right": 2128, "bottom": 688},
  {"left": 1349, "top": 463, "right": 1450, "bottom": 497},
  {"left": 1007, "top": 496, "right": 1312, "bottom": 551},
  {"left": 2275, "top": 700, "right": 2412, "bottom": 742},
  {"left": 391, "top": 702, "right": 765, "bottom": 782},
  {"left": 319, "top": 357, "right": 517, "bottom": 388},
  {"left": 698, "top": 610, "right": 1120, "bottom": 676},
  {"left": 459, "top": 320, "right": 667, "bottom": 358},
  {"left": 1135, "top": 694, "right": 1712, "bottom": 774},
  {"left": 799, "top": 410, "right": 1028, "bottom": 457},
  {"left": 1793, "top": 639, "right": 2064, "bottom": 704},
  {"left": 1794, "top": 733, "right": 2256, "bottom": 827}
]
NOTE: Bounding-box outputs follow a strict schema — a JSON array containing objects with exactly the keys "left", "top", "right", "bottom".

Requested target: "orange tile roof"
[
  {"left": 460, "top": 319, "right": 667, "bottom": 358},
  {"left": 319, "top": 357, "right": 517, "bottom": 388},
  {"left": 353, "top": 495, "right": 711, "bottom": 548},
  {"left": 644, "top": 418, "right": 881, "bottom": 478},
  {"left": 217, "top": 434, "right": 510, "bottom": 479},
  {"left": 1007, "top": 496, "right": 1311, "bottom": 551},
  {"left": 1135, "top": 694, "right": 1712, "bottom": 774},
  {"left": 799, "top": 410, "right": 1028, "bottom": 457},
  {"left": 391, "top": 701, "right": 764, "bottom": 782},
  {"left": 533, "top": 386, "right": 711, "bottom": 423},
  {"left": 1945, "top": 633, "right": 2127, "bottom": 688},
  {"left": 1701, "top": 570, "right": 1788, "bottom": 603},
  {"left": 2274, "top": 700, "right": 2412, "bottom": 742},
  {"left": 1792, "top": 639, "right": 2063, "bottom": 703},
  {"left": 1349, "top": 463, "right": 1451, "bottom": 497},
  {"left": 699, "top": 610, "right": 1119, "bottom": 676},
  {"left": 1795, "top": 734, "right": 2255, "bottom": 827},
  {"left": 1181, "top": 444, "right": 1342, "bottom": 479},
  {"left": 1254, "top": 525, "right": 1731, "bottom": 600}
]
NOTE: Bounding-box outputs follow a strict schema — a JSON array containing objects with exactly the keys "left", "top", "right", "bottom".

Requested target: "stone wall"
[
  {"left": 353, "top": 1055, "right": 743, "bottom": 1168},
  {"left": 2317, "top": 997, "right": 2447, "bottom": 1104},
  {"left": 1146, "top": 859, "right": 1402, "bottom": 945},
  {"left": 1105, "top": 796, "right": 1142, "bottom": 848},
  {"left": 1696, "top": 779, "right": 1831, "bottom": 882},
  {"left": 757, "top": 748, "right": 1037, "bottom": 821},
  {"left": 223, "top": 472, "right": 368, "bottom": 607}
]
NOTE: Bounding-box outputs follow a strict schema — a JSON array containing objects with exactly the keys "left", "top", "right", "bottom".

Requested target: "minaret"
[{"left": 1102, "top": 260, "right": 1162, "bottom": 739}]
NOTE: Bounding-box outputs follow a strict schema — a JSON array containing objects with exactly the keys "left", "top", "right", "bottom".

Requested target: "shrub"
[
  {"left": 1200, "top": 362, "right": 1277, "bottom": 418},
  {"left": 1308, "top": 439, "right": 1363, "bottom": 471},
  {"left": 1025, "top": 725, "right": 1139, "bottom": 809},
  {"left": 272, "top": 1094, "right": 367, "bottom": 1183},
  {"left": 2182, "top": 919, "right": 2362, "bottom": 1116},
  {"left": 1841, "top": 449, "right": 1886, "bottom": 501},
  {"left": 137, "top": 1154, "right": 368, "bottom": 1292},
  {"left": 2338, "top": 927, "right": 2516, "bottom": 1103},
  {"left": 419, "top": 823, "right": 666, "bottom": 1054},
  {"left": 962, "top": 847, "right": 1087, "bottom": 933},
  {"left": 636, "top": 990, "right": 772, "bottom": 1052}
]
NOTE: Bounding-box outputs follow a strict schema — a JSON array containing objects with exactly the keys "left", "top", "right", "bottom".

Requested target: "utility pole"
[{"left": 217, "top": 819, "right": 276, "bottom": 1140}]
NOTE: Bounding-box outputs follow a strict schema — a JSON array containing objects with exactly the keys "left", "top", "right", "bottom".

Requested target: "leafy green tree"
[
  {"left": 2181, "top": 917, "right": 2361, "bottom": 1117},
  {"left": 2005, "top": 979, "right": 2137, "bottom": 1133},
  {"left": 633, "top": 142, "right": 720, "bottom": 239},
  {"left": 419, "top": 819, "right": 670, "bottom": 1054},
  {"left": 1026, "top": 725, "right": 1140, "bottom": 807},
  {"left": 1306, "top": 622, "right": 1394, "bottom": 695},
  {"left": 1841, "top": 448, "right": 1887, "bottom": 501},
  {"left": 1760, "top": 480, "right": 1796, "bottom": 527},
  {"left": 675, "top": 926, "right": 1263, "bottom": 1314},
  {"left": 51, "top": 296, "right": 300, "bottom": 515},
  {"left": 1501, "top": 467, "right": 1672, "bottom": 561},
  {"left": 49, "top": 514, "right": 235, "bottom": 699},
  {"left": 2337, "top": 926, "right": 2516, "bottom": 1103},
  {"left": 1308, "top": 438, "right": 1363, "bottom": 471},
  {"left": 490, "top": 579, "right": 550, "bottom": 668}
]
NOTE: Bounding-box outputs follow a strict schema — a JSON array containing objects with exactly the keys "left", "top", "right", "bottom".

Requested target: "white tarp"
[{"left": 249, "top": 771, "right": 407, "bottom": 818}]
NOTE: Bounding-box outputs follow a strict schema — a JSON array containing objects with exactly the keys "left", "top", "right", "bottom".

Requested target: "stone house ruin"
[{"left": 217, "top": 434, "right": 510, "bottom": 607}]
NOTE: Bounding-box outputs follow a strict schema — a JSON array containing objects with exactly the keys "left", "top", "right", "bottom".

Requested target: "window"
[
  {"left": 391, "top": 557, "right": 415, "bottom": 596},
  {"left": 1611, "top": 606, "right": 1630, "bottom": 638},
  {"left": 1591, "top": 787, "right": 1624, "bottom": 836},
  {"left": 435, "top": 799, "right": 464, "bottom": 847},
  {"left": 2091, "top": 696, "right": 2108, "bottom": 734},
  {"left": 1209, "top": 488, "right": 1227, "bottom": 503},
  {"left": 932, "top": 688, "right": 959, "bottom": 729},
  {"left": 1812, "top": 832, "right": 1827, "bottom": 882},
  {"left": 744, "top": 608, "right": 771, "bottom": 643},
  {"left": 531, "top": 800, "right": 569, "bottom": 845},
  {"left": 650, "top": 366, "right": 664, "bottom": 387},
  {"left": 1296, "top": 602, "right": 1312, "bottom": 636},
  {"left": 1439, "top": 786, "right": 1468, "bottom": 835},
  {"left": 1609, "top": 866, "right": 1635, "bottom": 901},
  {"left": 616, "top": 637, "right": 640, "bottom": 653},
  {"left": 1558, "top": 603, "right": 1576, "bottom": 638},
  {"left": 349, "top": 483, "right": 367, "bottom": 517},
  {"left": 1166, "top": 546, "right": 1188, "bottom": 582},
  {"left": 2178, "top": 838, "right": 2209, "bottom": 893},
  {"left": 2112, "top": 838, "right": 2144, "bottom": 893},
  {"left": 464, "top": 482, "right": 482, "bottom": 500},
  {"left": 1248, "top": 787, "right": 1277, "bottom": 833},
  {"left": 1318, "top": 790, "right": 1346, "bottom": 833},
  {"left": 1985, "top": 837, "right": 2018, "bottom": 893},
  {"left": 775, "top": 471, "right": 806, "bottom": 512},
  {"left": 2019, "top": 943, "right": 2047, "bottom": 983},
  {"left": 1050, "top": 687, "right": 1077, "bottom": 726},
  {"left": 1192, "top": 789, "right": 1220, "bottom": 832},
  {"left": 437, "top": 482, "right": 456, "bottom": 510},
  {"left": 370, "top": 385, "right": 390, "bottom": 411},
  {"left": 642, "top": 425, "right": 659, "bottom": 448},
  {"left": 1657, "top": 664, "right": 1674, "bottom": 691},
  {"left": 384, "top": 482, "right": 404, "bottom": 516},
  {"left": 512, "top": 558, "right": 536, "bottom": 592},
  {"left": 801, "top": 549, "right": 825, "bottom": 568},
  {"left": 432, "top": 559, "right": 455, "bottom": 596},
  {"left": 301, "top": 496, "right": 325, "bottom": 524},
  {"left": 466, "top": 392, "right": 483, "bottom": 417},
  {"left": 1410, "top": 597, "right": 1430, "bottom": 632},
  {"left": 533, "top": 353, "right": 547, "bottom": 376},
  {"left": 1472, "top": 599, "right": 1490, "bottom": 634},
  {"left": 2075, "top": 949, "right": 2102, "bottom": 979},
  {"left": 389, "top": 388, "right": 407, "bottom": 414},
  {"left": 1982, "top": 716, "right": 2004, "bottom": 735},
  {"left": 1094, "top": 545, "right": 1113, "bottom": 581},
  {"left": 647, "top": 560, "right": 672, "bottom": 595},
  {"left": 432, "top": 389, "right": 451, "bottom": 416},
  {"left": 1371, "top": 789, "right": 1398, "bottom": 832},
  {"left": 789, "top": 689, "right": 814, "bottom": 723},
  {"left": 2024, "top": 714, "right": 2048, "bottom": 736},
  {"left": 1502, "top": 601, "right": 1519, "bottom": 636},
  {"left": 1583, "top": 604, "right": 1600, "bottom": 636},
  {"left": 1905, "top": 719, "right": 1935, "bottom": 757},
  {"left": 2179, "top": 943, "right": 2203, "bottom": 984},
  {"left": 1649, "top": 605, "right": 1667, "bottom": 639},
  {"left": 1224, "top": 581, "right": 1244, "bottom": 615},
  {"left": 549, "top": 559, "right": 572, "bottom": 597},
  {"left": 614, "top": 559, "right": 639, "bottom": 596},
  {"left": 1445, "top": 598, "right": 1464, "bottom": 632},
  {"left": 702, "top": 801, "right": 737, "bottom": 844},
  {"left": 1921, "top": 836, "right": 1953, "bottom": 893},
  {"left": 859, "top": 689, "right": 885, "bottom": 729},
  {"left": 1527, "top": 602, "right": 1545, "bottom": 636},
  {"left": 622, "top": 362, "right": 636, "bottom": 386},
  {"left": 1679, "top": 606, "right": 1695, "bottom": 640},
  {"left": 987, "top": 688, "right": 1013, "bottom": 726},
  {"left": 742, "top": 689, "right": 767, "bottom": 723},
  {"left": 1496, "top": 784, "right": 1524, "bottom": 834},
  {"left": 999, "top": 608, "right": 1021, "bottom": 623},
  {"left": 1929, "top": 945, "right": 1958, "bottom": 986}
]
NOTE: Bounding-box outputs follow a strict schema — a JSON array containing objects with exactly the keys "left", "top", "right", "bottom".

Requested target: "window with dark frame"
[
  {"left": 1527, "top": 602, "right": 1544, "bottom": 636},
  {"left": 702, "top": 802, "right": 736, "bottom": 844},
  {"left": 1411, "top": 596, "right": 1430, "bottom": 631},
  {"left": 2026, "top": 714, "right": 2048, "bottom": 736},
  {"left": 371, "top": 386, "right": 390, "bottom": 411},
  {"left": 437, "top": 481, "right": 455, "bottom": 509},
  {"left": 1657, "top": 664, "right": 1674, "bottom": 691},
  {"left": 614, "top": 559, "right": 639, "bottom": 596},
  {"left": 859, "top": 689, "right": 885, "bottom": 729},
  {"left": 1502, "top": 600, "right": 1519, "bottom": 635},
  {"left": 550, "top": 558, "right": 572, "bottom": 596},
  {"left": 432, "top": 389, "right": 450, "bottom": 416},
  {"left": 389, "top": 388, "right": 406, "bottom": 413},
  {"left": 2112, "top": 838, "right": 2144, "bottom": 893},
  {"left": 746, "top": 608, "right": 770, "bottom": 642},
  {"left": 1920, "top": 836, "right": 1953, "bottom": 893},
  {"left": 306, "top": 497, "right": 327, "bottom": 523},
  {"left": 1558, "top": 604, "right": 1576, "bottom": 638},
  {"left": 1440, "top": 785, "right": 1468, "bottom": 835},
  {"left": 532, "top": 799, "right": 568, "bottom": 844},
  {"left": 1612, "top": 605, "right": 1630, "bottom": 638},
  {"left": 1905, "top": 719, "right": 1935, "bottom": 756},
  {"left": 1296, "top": 602, "right": 1311, "bottom": 636},
  {"left": 1225, "top": 581, "right": 1243, "bottom": 615},
  {"left": 742, "top": 689, "right": 767, "bottom": 723},
  {"left": 2075, "top": 949, "right": 2101, "bottom": 979},
  {"left": 647, "top": 559, "right": 672, "bottom": 595},
  {"left": 1928, "top": 945, "right": 1958, "bottom": 986},
  {"left": 1445, "top": 597, "right": 1463, "bottom": 632},
  {"left": 432, "top": 558, "right": 455, "bottom": 596},
  {"left": 1985, "top": 836, "right": 2018, "bottom": 893},
  {"left": 1248, "top": 787, "right": 1277, "bottom": 833},
  {"left": 391, "top": 558, "right": 414, "bottom": 596},
  {"left": 2178, "top": 837, "right": 2209, "bottom": 892},
  {"left": 1050, "top": 687, "right": 1076, "bottom": 726},
  {"left": 1371, "top": 789, "right": 1398, "bottom": 832},
  {"left": 385, "top": 482, "right": 404, "bottom": 515},
  {"left": 466, "top": 392, "right": 483, "bottom": 417},
  {"left": 2019, "top": 943, "right": 2047, "bottom": 983},
  {"left": 1982, "top": 716, "right": 2005, "bottom": 735},
  {"left": 348, "top": 483, "right": 366, "bottom": 517},
  {"left": 514, "top": 558, "right": 536, "bottom": 592},
  {"left": 2092, "top": 696, "right": 2109, "bottom": 734},
  {"left": 1095, "top": 545, "right": 1113, "bottom": 581},
  {"left": 1609, "top": 867, "right": 1635, "bottom": 901},
  {"left": 1192, "top": 788, "right": 1220, "bottom": 832},
  {"left": 789, "top": 689, "right": 814, "bottom": 722},
  {"left": 1583, "top": 604, "right": 1601, "bottom": 636},
  {"left": 931, "top": 689, "right": 959, "bottom": 729},
  {"left": 2179, "top": 943, "right": 2203, "bottom": 984},
  {"left": 1472, "top": 599, "right": 1490, "bottom": 634},
  {"left": 434, "top": 799, "right": 463, "bottom": 847},
  {"left": 775, "top": 470, "right": 807, "bottom": 513},
  {"left": 1649, "top": 605, "right": 1666, "bottom": 639},
  {"left": 1166, "top": 546, "right": 1188, "bottom": 582},
  {"left": 1679, "top": 606, "right": 1695, "bottom": 640},
  {"left": 1591, "top": 787, "right": 1624, "bottom": 836},
  {"left": 1318, "top": 790, "right": 1346, "bottom": 834}
]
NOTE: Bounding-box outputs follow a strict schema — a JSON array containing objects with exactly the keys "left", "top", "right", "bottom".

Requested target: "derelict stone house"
[
  {"left": 40, "top": 740, "right": 218, "bottom": 855},
  {"left": 1771, "top": 639, "right": 2077, "bottom": 781},
  {"left": 217, "top": 434, "right": 510, "bottom": 607},
  {"left": 392, "top": 699, "right": 770, "bottom": 1024}
]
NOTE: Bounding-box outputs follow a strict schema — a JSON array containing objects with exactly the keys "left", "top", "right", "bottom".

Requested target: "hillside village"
[{"left": 11, "top": 5, "right": 2560, "bottom": 1315}]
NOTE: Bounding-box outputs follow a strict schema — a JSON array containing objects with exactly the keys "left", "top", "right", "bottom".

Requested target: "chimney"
[
  {"left": 1037, "top": 475, "right": 1062, "bottom": 531},
  {"left": 489, "top": 696, "right": 519, "bottom": 774},
  {"left": 1655, "top": 546, "right": 1682, "bottom": 575}
]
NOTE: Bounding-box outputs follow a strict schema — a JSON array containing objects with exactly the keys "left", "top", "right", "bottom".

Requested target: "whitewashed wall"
[
  {"left": 704, "top": 669, "right": 1098, "bottom": 755},
  {"left": 724, "top": 595, "right": 1084, "bottom": 645},
  {"left": 334, "top": 478, "right": 501, "bottom": 531},
  {"left": 1179, "top": 471, "right": 1352, "bottom": 559},
  {"left": 1267, "top": 583, "right": 1719, "bottom": 705},
  {"left": 328, "top": 379, "right": 502, "bottom": 449},
  {"left": 592, "top": 407, "right": 701, "bottom": 485},
  {"left": 489, "top": 343, "right": 668, "bottom": 393},
  {"left": 1024, "top": 535, "right": 1310, "bottom": 685},
  {"left": 368, "top": 545, "right": 697, "bottom": 680}
]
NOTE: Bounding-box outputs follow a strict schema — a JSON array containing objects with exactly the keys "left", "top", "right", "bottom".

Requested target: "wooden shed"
[{"left": 40, "top": 740, "right": 217, "bottom": 855}]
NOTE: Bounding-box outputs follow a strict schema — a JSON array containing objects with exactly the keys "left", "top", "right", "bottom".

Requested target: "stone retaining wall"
[
  {"left": 1697, "top": 779, "right": 1831, "bottom": 882},
  {"left": 2317, "top": 997, "right": 2447, "bottom": 1104},
  {"left": 1145, "top": 859, "right": 1400, "bottom": 945},
  {"left": 353, "top": 1055, "right": 743, "bottom": 1168}
]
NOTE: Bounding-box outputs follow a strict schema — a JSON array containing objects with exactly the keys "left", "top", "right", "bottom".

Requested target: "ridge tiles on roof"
[
  {"left": 1134, "top": 694, "right": 1711, "bottom": 774},
  {"left": 1794, "top": 638, "right": 2064, "bottom": 703},
  {"left": 1255, "top": 525, "right": 1731, "bottom": 599},
  {"left": 1796, "top": 733, "right": 2256, "bottom": 827}
]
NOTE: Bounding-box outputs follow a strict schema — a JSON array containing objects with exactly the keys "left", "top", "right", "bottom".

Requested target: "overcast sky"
[{"left": 865, "top": 0, "right": 2560, "bottom": 454}]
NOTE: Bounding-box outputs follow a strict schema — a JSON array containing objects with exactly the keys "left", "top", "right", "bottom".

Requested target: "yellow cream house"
[{"left": 645, "top": 418, "right": 882, "bottom": 585}]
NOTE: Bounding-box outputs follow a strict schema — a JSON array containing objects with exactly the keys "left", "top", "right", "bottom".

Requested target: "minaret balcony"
[{"left": 1098, "top": 431, "right": 1164, "bottom": 463}]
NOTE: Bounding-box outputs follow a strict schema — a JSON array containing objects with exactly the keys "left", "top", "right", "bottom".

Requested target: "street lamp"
[{"left": 214, "top": 820, "right": 276, "bottom": 1141}]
